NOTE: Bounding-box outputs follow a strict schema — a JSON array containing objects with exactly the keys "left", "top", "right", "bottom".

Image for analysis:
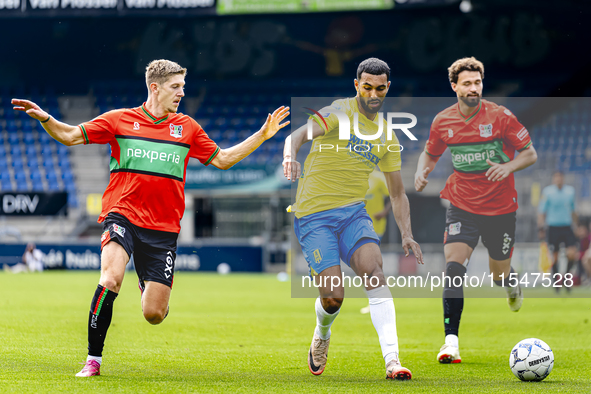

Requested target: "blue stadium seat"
[
  {"left": 39, "top": 133, "right": 50, "bottom": 144},
  {"left": 29, "top": 170, "right": 42, "bottom": 181},
  {"left": 56, "top": 145, "right": 70, "bottom": 157},
  {"left": 58, "top": 156, "right": 71, "bottom": 170},
  {"left": 0, "top": 179, "right": 12, "bottom": 190},
  {"left": 8, "top": 133, "right": 20, "bottom": 145},
  {"left": 62, "top": 170, "right": 74, "bottom": 183},
  {"left": 43, "top": 158, "right": 55, "bottom": 169},
  {"left": 7, "top": 120, "right": 18, "bottom": 131},
  {"left": 31, "top": 179, "right": 44, "bottom": 192},
  {"left": 23, "top": 133, "right": 35, "bottom": 145},
  {"left": 12, "top": 158, "right": 24, "bottom": 170},
  {"left": 26, "top": 146, "right": 38, "bottom": 157},
  {"left": 68, "top": 192, "right": 78, "bottom": 208},
  {"left": 47, "top": 182, "right": 61, "bottom": 191},
  {"left": 15, "top": 180, "right": 28, "bottom": 191},
  {"left": 15, "top": 172, "right": 27, "bottom": 182}
]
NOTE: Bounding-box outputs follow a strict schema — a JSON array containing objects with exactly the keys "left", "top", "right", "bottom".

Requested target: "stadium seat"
[
  {"left": 13, "top": 156, "right": 25, "bottom": 168},
  {"left": 31, "top": 179, "right": 44, "bottom": 192},
  {"left": 0, "top": 179, "right": 11, "bottom": 191},
  {"left": 15, "top": 180, "right": 28, "bottom": 191},
  {"left": 47, "top": 182, "right": 61, "bottom": 191}
]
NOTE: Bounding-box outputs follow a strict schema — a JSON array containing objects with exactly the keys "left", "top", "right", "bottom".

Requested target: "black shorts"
[
  {"left": 101, "top": 212, "right": 178, "bottom": 289},
  {"left": 444, "top": 204, "right": 516, "bottom": 261},
  {"left": 547, "top": 226, "right": 577, "bottom": 250}
]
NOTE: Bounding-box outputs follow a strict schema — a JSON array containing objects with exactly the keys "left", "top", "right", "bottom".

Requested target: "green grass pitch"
[{"left": 1, "top": 271, "right": 590, "bottom": 393}]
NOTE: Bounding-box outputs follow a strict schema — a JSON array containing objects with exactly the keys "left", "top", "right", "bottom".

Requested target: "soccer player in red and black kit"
[
  {"left": 12, "top": 59, "right": 290, "bottom": 377},
  {"left": 414, "top": 57, "right": 537, "bottom": 364}
]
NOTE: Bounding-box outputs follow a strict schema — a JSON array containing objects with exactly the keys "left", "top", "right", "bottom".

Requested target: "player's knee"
[
  {"left": 444, "top": 261, "right": 467, "bottom": 289},
  {"left": 143, "top": 306, "right": 167, "bottom": 325},
  {"left": 322, "top": 297, "right": 343, "bottom": 314},
  {"left": 566, "top": 248, "right": 577, "bottom": 261},
  {"left": 99, "top": 276, "right": 122, "bottom": 293}
]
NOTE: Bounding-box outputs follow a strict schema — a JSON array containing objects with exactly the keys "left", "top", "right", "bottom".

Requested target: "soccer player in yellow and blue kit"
[{"left": 283, "top": 58, "right": 424, "bottom": 380}]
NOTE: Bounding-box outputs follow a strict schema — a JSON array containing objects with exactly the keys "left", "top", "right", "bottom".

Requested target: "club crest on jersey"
[
  {"left": 479, "top": 124, "right": 493, "bottom": 138},
  {"left": 101, "top": 230, "right": 109, "bottom": 243},
  {"left": 133, "top": 122, "right": 140, "bottom": 130},
  {"left": 449, "top": 222, "right": 461, "bottom": 236},
  {"left": 170, "top": 124, "right": 183, "bottom": 138},
  {"left": 112, "top": 224, "right": 125, "bottom": 237}
]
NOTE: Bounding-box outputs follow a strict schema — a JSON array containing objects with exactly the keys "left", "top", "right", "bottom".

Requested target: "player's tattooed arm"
[
  {"left": 485, "top": 145, "right": 537, "bottom": 182},
  {"left": 282, "top": 119, "right": 324, "bottom": 182},
  {"left": 12, "top": 98, "right": 84, "bottom": 146},
  {"left": 384, "top": 170, "right": 424, "bottom": 264}
]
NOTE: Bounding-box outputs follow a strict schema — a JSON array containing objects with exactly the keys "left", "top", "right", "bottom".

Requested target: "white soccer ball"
[{"left": 509, "top": 338, "right": 554, "bottom": 381}]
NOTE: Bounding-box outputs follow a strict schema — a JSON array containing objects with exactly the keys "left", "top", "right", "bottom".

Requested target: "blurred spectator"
[
  {"left": 537, "top": 171, "right": 578, "bottom": 291},
  {"left": 23, "top": 243, "right": 44, "bottom": 272}
]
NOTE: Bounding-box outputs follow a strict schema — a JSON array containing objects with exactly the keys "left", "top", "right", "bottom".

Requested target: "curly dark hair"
[{"left": 448, "top": 57, "right": 484, "bottom": 84}]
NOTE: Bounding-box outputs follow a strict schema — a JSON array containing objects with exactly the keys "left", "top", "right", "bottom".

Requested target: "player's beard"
[
  {"left": 360, "top": 97, "right": 384, "bottom": 114},
  {"left": 459, "top": 94, "right": 480, "bottom": 107}
]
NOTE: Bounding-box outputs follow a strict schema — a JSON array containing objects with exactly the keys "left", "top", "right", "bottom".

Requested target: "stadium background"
[{"left": 0, "top": 0, "right": 590, "bottom": 278}]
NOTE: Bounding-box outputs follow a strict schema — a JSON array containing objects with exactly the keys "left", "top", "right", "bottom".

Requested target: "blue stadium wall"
[
  {"left": 0, "top": 244, "right": 263, "bottom": 272},
  {"left": 0, "top": 7, "right": 589, "bottom": 93}
]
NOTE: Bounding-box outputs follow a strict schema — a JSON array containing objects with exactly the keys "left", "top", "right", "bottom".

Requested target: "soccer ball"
[{"left": 509, "top": 338, "right": 554, "bottom": 381}]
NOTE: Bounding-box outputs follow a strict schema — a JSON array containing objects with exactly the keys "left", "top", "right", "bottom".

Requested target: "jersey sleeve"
[
  {"left": 501, "top": 107, "right": 532, "bottom": 151},
  {"left": 309, "top": 105, "right": 340, "bottom": 135},
  {"left": 425, "top": 115, "right": 447, "bottom": 157},
  {"left": 189, "top": 119, "right": 220, "bottom": 166},
  {"left": 378, "top": 132, "right": 402, "bottom": 172},
  {"left": 78, "top": 110, "right": 122, "bottom": 145}
]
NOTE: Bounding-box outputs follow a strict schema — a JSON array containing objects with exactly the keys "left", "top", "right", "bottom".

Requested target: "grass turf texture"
[{"left": 1, "top": 271, "right": 590, "bottom": 393}]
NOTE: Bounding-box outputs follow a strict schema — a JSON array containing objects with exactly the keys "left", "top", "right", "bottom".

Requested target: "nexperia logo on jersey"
[
  {"left": 452, "top": 149, "right": 497, "bottom": 165},
  {"left": 450, "top": 140, "right": 510, "bottom": 173},
  {"left": 126, "top": 147, "right": 182, "bottom": 164},
  {"left": 111, "top": 136, "right": 190, "bottom": 181}
]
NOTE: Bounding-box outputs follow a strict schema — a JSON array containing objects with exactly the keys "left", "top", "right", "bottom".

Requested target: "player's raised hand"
[
  {"left": 402, "top": 237, "right": 424, "bottom": 265},
  {"left": 414, "top": 167, "right": 430, "bottom": 192},
  {"left": 12, "top": 99, "right": 50, "bottom": 122},
  {"left": 485, "top": 159, "right": 512, "bottom": 182},
  {"left": 260, "top": 106, "right": 290, "bottom": 140}
]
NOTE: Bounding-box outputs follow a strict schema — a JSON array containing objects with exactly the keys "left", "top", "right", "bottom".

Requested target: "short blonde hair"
[
  {"left": 448, "top": 57, "right": 484, "bottom": 84},
  {"left": 145, "top": 59, "right": 187, "bottom": 88}
]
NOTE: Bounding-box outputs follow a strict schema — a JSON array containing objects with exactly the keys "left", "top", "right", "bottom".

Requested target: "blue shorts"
[{"left": 294, "top": 203, "right": 380, "bottom": 276}]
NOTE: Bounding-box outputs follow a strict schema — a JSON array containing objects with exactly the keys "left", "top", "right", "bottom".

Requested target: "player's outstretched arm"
[
  {"left": 282, "top": 120, "right": 324, "bottom": 182},
  {"left": 12, "top": 99, "right": 84, "bottom": 146},
  {"left": 414, "top": 151, "right": 439, "bottom": 192},
  {"left": 211, "top": 106, "right": 290, "bottom": 170},
  {"left": 384, "top": 171, "right": 424, "bottom": 264},
  {"left": 485, "top": 145, "right": 538, "bottom": 182}
]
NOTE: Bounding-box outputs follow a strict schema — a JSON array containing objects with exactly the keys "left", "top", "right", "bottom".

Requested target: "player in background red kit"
[
  {"left": 12, "top": 59, "right": 290, "bottom": 377},
  {"left": 414, "top": 57, "right": 537, "bottom": 364}
]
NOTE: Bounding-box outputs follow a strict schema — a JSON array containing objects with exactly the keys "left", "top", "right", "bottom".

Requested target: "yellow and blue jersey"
[{"left": 293, "top": 97, "right": 401, "bottom": 219}]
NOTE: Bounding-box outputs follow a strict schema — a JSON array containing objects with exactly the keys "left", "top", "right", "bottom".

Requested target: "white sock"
[
  {"left": 366, "top": 286, "right": 399, "bottom": 365},
  {"left": 445, "top": 334, "right": 459, "bottom": 348},
  {"left": 314, "top": 297, "right": 340, "bottom": 340},
  {"left": 87, "top": 355, "right": 102, "bottom": 365}
]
